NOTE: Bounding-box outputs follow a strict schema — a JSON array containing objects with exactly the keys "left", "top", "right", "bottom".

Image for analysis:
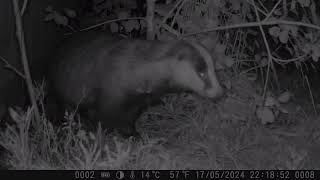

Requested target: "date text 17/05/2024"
[{"left": 74, "top": 170, "right": 317, "bottom": 179}]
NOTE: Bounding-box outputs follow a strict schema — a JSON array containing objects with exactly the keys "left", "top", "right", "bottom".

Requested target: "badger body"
[{"left": 49, "top": 32, "right": 223, "bottom": 136}]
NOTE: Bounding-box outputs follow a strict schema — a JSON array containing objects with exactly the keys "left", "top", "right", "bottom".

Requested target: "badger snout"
[
  {"left": 205, "top": 84, "right": 224, "bottom": 99},
  {"left": 214, "top": 85, "right": 224, "bottom": 98}
]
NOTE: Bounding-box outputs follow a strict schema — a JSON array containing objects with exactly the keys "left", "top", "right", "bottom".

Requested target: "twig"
[
  {"left": 157, "top": 20, "right": 181, "bottom": 37},
  {"left": 246, "top": 0, "right": 268, "bottom": 16},
  {"left": 239, "top": 64, "right": 264, "bottom": 75},
  {"left": 79, "top": 17, "right": 146, "bottom": 32},
  {"left": 70, "top": 90, "right": 87, "bottom": 120},
  {"left": 251, "top": 0, "right": 279, "bottom": 101},
  {"left": 310, "top": 0, "right": 320, "bottom": 25},
  {"left": 80, "top": 15, "right": 320, "bottom": 37},
  {"left": 273, "top": 54, "right": 308, "bottom": 64},
  {"left": 162, "top": 0, "right": 185, "bottom": 24},
  {"left": 146, "top": 0, "right": 156, "bottom": 40},
  {"left": 305, "top": 75, "right": 317, "bottom": 116},
  {"left": 183, "top": 20, "right": 320, "bottom": 36},
  {"left": 263, "top": 0, "right": 283, "bottom": 21},
  {"left": 170, "top": 0, "right": 188, "bottom": 27},
  {"left": 20, "top": 0, "right": 28, "bottom": 16},
  {"left": 282, "top": 0, "right": 288, "bottom": 18},
  {"left": 12, "top": 0, "right": 41, "bottom": 125},
  {"left": 0, "top": 56, "right": 26, "bottom": 79},
  {"left": 67, "top": 25, "right": 76, "bottom": 33},
  {"left": 257, "top": 0, "right": 269, "bottom": 13}
]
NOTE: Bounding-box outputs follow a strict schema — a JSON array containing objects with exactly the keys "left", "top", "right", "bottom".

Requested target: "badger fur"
[{"left": 49, "top": 32, "right": 223, "bottom": 137}]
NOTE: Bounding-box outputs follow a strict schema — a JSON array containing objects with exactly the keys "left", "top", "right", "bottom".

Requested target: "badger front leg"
[{"left": 95, "top": 94, "right": 141, "bottom": 138}]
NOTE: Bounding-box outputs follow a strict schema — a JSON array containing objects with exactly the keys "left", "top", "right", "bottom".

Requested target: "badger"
[{"left": 48, "top": 32, "right": 223, "bottom": 137}]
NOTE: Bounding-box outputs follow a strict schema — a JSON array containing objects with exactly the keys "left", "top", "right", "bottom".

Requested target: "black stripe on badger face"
[
  {"left": 168, "top": 41, "right": 223, "bottom": 99},
  {"left": 188, "top": 55, "right": 212, "bottom": 90}
]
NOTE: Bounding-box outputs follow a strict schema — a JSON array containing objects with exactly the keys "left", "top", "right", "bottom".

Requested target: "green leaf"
[
  {"left": 279, "top": 30, "right": 289, "bottom": 44},
  {"left": 311, "top": 45, "right": 320, "bottom": 62},
  {"left": 265, "top": 96, "right": 279, "bottom": 107},
  {"left": 269, "top": 26, "right": 280, "bottom": 37},
  {"left": 277, "top": 91, "right": 292, "bottom": 103},
  {"left": 260, "top": 57, "right": 268, "bottom": 67},
  {"left": 215, "top": 44, "right": 226, "bottom": 53},
  {"left": 224, "top": 56, "right": 234, "bottom": 67},
  {"left": 54, "top": 14, "right": 68, "bottom": 26},
  {"left": 302, "top": 43, "right": 312, "bottom": 54},
  {"left": 256, "top": 107, "right": 275, "bottom": 125},
  {"left": 8, "top": 108, "right": 20, "bottom": 123},
  {"left": 223, "top": 80, "right": 232, "bottom": 89},
  {"left": 64, "top": 8, "right": 77, "bottom": 18},
  {"left": 280, "top": 25, "right": 298, "bottom": 37},
  {"left": 312, "top": 45, "right": 320, "bottom": 62},
  {"left": 44, "top": 13, "right": 55, "bottom": 21}
]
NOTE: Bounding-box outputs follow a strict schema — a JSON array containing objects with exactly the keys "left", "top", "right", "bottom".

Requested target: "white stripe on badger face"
[
  {"left": 186, "top": 41, "right": 223, "bottom": 98},
  {"left": 172, "top": 60, "right": 205, "bottom": 93}
]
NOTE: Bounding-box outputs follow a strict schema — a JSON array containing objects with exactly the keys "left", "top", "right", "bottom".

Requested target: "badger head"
[{"left": 167, "top": 40, "right": 224, "bottom": 99}]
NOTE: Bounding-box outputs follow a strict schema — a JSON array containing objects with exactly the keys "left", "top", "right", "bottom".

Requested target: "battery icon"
[{"left": 116, "top": 171, "right": 125, "bottom": 179}]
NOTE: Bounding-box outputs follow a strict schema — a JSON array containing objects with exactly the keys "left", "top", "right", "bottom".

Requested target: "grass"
[{"left": 0, "top": 73, "right": 320, "bottom": 170}]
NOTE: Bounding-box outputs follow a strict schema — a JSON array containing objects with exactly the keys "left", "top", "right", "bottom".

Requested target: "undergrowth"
[{"left": 1, "top": 74, "right": 320, "bottom": 170}]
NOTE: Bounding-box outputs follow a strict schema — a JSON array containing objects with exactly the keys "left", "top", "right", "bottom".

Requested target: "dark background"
[{"left": 0, "top": 0, "right": 79, "bottom": 119}]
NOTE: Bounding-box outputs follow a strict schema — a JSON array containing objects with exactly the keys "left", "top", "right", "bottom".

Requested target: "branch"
[
  {"left": 146, "top": 0, "right": 156, "bottom": 40},
  {"left": 162, "top": 0, "right": 185, "bottom": 24},
  {"left": 20, "top": 0, "right": 28, "bottom": 16},
  {"left": 310, "top": 0, "right": 320, "bottom": 25},
  {"left": 263, "top": 0, "right": 282, "bottom": 21},
  {"left": 252, "top": 0, "right": 279, "bottom": 100},
  {"left": 305, "top": 75, "right": 318, "bottom": 116},
  {"left": 257, "top": 0, "right": 269, "bottom": 13},
  {"left": 79, "top": 16, "right": 320, "bottom": 37},
  {"left": 282, "top": 0, "right": 288, "bottom": 18},
  {"left": 246, "top": 0, "right": 268, "bottom": 16},
  {"left": 170, "top": 0, "right": 188, "bottom": 27},
  {"left": 0, "top": 56, "right": 26, "bottom": 79},
  {"left": 157, "top": 20, "right": 181, "bottom": 37},
  {"left": 12, "top": 0, "right": 41, "bottom": 125},
  {"left": 183, "top": 20, "right": 320, "bottom": 36},
  {"left": 273, "top": 54, "right": 308, "bottom": 64},
  {"left": 79, "top": 17, "right": 146, "bottom": 32}
]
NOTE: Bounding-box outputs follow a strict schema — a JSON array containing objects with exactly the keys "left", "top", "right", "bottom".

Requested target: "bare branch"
[
  {"left": 246, "top": 0, "right": 268, "bottom": 16},
  {"left": 183, "top": 20, "right": 320, "bottom": 37},
  {"left": 146, "top": 0, "right": 156, "bottom": 40},
  {"left": 79, "top": 17, "right": 145, "bottom": 32},
  {"left": 251, "top": 0, "right": 279, "bottom": 101},
  {"left": 20, "top": 0, "right": 28, "bottom": 16},
  {"left": 0, "top": 56, "right": 26, "bottom": 79},
  {"left": 12, "top": 0, "right": 41, "bottom": 125},
  {"left": 263, "top": 0, "right": 283, "bottom": 21}
]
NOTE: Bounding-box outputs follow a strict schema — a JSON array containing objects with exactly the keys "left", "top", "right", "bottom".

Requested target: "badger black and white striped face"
[{"left": 170, "top": 41, "right": 223, "bottom": 99}]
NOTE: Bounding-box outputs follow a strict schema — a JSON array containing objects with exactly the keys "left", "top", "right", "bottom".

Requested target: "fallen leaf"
[
  {"left": 277, "top": 91, "right": 292, "bottom": 103},
  {"left": 256, "top": 107, "right": 275, "bottom": 125}
]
